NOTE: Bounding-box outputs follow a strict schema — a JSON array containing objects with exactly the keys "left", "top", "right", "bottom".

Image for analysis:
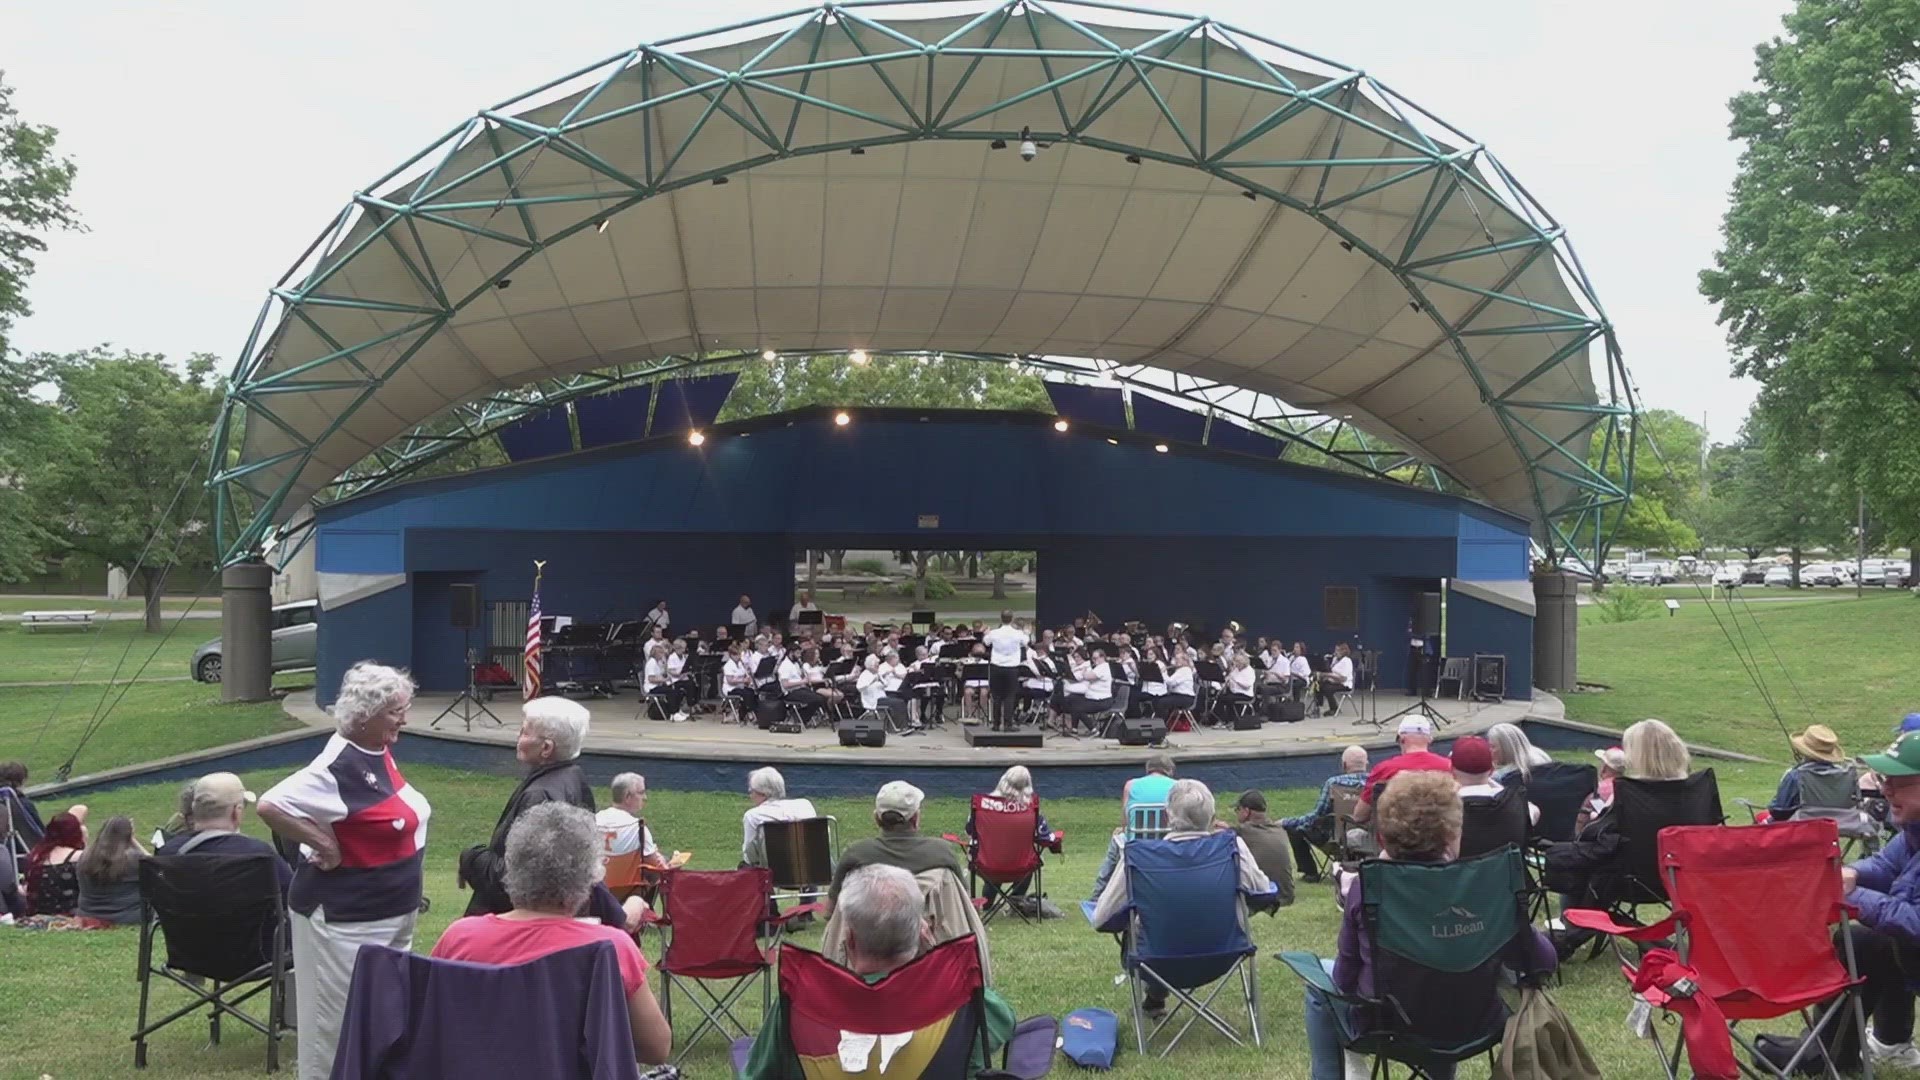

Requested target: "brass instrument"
[
  {"left": 1226, "top": 619, "right": 1244, "bottom": 636},
  {"left": 1083, "top": 608, "right": 1103, "bottom": 629}
]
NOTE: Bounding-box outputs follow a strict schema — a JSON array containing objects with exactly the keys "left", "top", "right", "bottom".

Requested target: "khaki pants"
[{"left": 289, "top": 905, "right": 416, "bottom": 1080}]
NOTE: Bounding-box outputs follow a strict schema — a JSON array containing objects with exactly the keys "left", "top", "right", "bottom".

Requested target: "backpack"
[{"left": 1059, "top": 1008, "right": 1118, "bottom": 1070}]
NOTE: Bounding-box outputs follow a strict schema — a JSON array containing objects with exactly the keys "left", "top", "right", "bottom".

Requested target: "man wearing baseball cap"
[
  {"left": 1352, "top": 716, "right": 1452, "bottom": 826},
  {"left": 1820, "top": 732, "right": 1920, "bottom": 1067},
  {"left": 1451, "top": 736, "right": 1540, "bottom": 827},
  {"left": 155, "top": 772, "right": 290, "bottom": 892},
  {"left": 826, "top": 781, "right": 963, "bottom": 906}
]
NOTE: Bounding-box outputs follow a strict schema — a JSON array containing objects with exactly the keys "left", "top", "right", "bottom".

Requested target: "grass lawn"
[
  {"left": 0, "top": 596, "right": 209, "bottom": 615},
  {"left": 0, "top": 618, "right": 212, "bottom": 684},
  {"left": 0, "top": 681, "right": 300, "bottom": 781}
]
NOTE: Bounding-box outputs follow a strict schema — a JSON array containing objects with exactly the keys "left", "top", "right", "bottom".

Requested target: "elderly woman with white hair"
[
  {"left": 1089, "top": 777, "right": 1273, "bottom": 1019},
  {"left": 459, "top": 695, "right": 598, "bottom": 916},
  {"left": 964, "top": 766, "right": 1062, "bottom": 911},
  {"left": 259, "top": 660, "right": 434, "bottom": 1080},
  {"left": 433, "top": 803, "right": 672, "bottom": 1064}
]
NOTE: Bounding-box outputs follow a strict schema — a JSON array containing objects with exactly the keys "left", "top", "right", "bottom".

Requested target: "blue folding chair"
[{"left": 1083, "top": 831, "right": 1271, "bottom": 1057}]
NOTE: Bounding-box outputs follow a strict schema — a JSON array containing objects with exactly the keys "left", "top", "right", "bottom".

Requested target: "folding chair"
[
  {"left": 761, "top": 815, "right": 837, "bottom": 916},
  {"left": 966, "top": 794, "right": 1060, "bottom": 924},
  {"left": 132, "top": 854, "right": 292, "bottom": 1071},
  {"left": 1435, "top": 657, "right": 1472, "bottom": 700},
  {"left": 1085, "top": 831, "right": 1269, "bottom": 1057},
  {"left": 732, "top": 937, "right": 1058, "bottom": 1079},
  {"left": 1458, "top": 786, "right": 1530, "bottom": 861},
  {"left": 1279, "top": 847, "right": 1542, "bottom": 1078},
  {"left": 1737, "top": 763, "right": 1884, "bottom": 859},
  {"left": 1565, "top": 820, "right": 1869, "bottom": 1080},
  {"left": 1094, "top": 684, "right": 1132, "bottom": 739},
  {"left": 1526, "top": 762, "right": 1597, "bottom": 843},
  {"left": 1126, "top": 802, "right": 1170, "bottom": 841},
  {"left": 656, "top": 867, "right": 788, "bottom": 1065},
  {"left": 1603, "top": 771, "right": 1724, "bottom": 916}
]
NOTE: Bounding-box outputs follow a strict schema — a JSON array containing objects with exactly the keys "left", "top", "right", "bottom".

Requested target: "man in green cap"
[{"left": 1821, "top": 732, "right": 1920, "bottom": 1068}]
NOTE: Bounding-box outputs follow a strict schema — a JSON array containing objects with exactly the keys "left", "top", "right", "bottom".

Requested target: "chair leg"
[{"left": 134, "top": 921, "right": 154, "bottom": 1069}]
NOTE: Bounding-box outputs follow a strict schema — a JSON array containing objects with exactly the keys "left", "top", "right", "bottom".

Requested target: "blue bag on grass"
[{"left": 1060, "top": 1008, "right": 1118, "bottom": 1069}]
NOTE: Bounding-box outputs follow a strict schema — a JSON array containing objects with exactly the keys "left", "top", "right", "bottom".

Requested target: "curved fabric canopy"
[{"left": 213, "top": 0, "right": 1633, "bottom": 563}]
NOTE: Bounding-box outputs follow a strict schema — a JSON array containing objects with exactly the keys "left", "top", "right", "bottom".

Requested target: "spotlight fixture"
[
  {"left": 1106, "top": 438, "right": 1119, "bottom": 445},
  {"left": 1338, "top": 240, "right": 1353, "bottom": 252},
  {"left": 1053, "top": 418, "right": 1070, "bottom": 433},
  {"left": 990, "top": 138, "right": 1007, "bottom": 150},
  {"left": 762, "top": 348, "right": 777, "bottom": 361},
  {"left": 1241, "top": 190, "right": 1257, "bottom": 201},
  {"left": 1125, "top": 153, "right": 1141, "bottom": 164},
  {"left": 849, "top": 349, "right": 869, "bottom": 365},
  {"left": 1409, "top": 301, "right": 1421, "bottom": 312},
  {"left": 712, "top": 175, "right": 729, "bottom": 185},
  {"left": 1018, "top": 125, "right": 1037, "bottom": 162},
  {"left": 834, "top": 411, "right": 851, "bottom": 427},
  {"left": 495, "top": 278, "right": 512, "bottom": 290},
  {"left": 688, "top": 430, "right": 706, "bottom": 446},
  {"left": 596, "top": 219, "right": 610, "bottom": 235},
  {"left": 850, "top": 146, "right": 866, "bottom": 156},
  {"left": 1154, "top": 443, "right": 1169, "bottom": 453}
]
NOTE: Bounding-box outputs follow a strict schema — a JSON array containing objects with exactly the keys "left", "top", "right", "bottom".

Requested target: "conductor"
[{"left": 982, "top": 611, "right": 1030, "bottom": 731}]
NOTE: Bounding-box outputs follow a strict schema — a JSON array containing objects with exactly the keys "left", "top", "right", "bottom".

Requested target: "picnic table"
[{"left": 20, "top": 610, "right": 98, "bottom": 632}]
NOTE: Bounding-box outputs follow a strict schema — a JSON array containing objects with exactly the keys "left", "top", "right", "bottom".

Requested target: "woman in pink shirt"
[{"left": 434, "top": 803, "right": 671, "bottom": 1065}]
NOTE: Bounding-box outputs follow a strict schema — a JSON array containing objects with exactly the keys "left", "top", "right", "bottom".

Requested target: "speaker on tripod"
[{"left": 433, "top": 583, "right": 504, "bottom": 731}]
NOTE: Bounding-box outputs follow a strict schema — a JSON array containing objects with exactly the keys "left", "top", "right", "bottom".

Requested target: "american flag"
[{"left": 523, "top": 577, "right": 544, "bottom": 701}]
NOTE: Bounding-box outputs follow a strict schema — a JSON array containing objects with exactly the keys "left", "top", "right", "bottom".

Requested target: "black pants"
[
  {"left": 727, "top": 686, "right": 758, "bottom": 719},
  {"left": 1821, "top": 923, "right": 1920, "bottom": 1063},
  {"left": 1153, "top": 693, "right": 1195, "bottom": 719},
  {"left": 785, "top": 687, "right": 826, "bottom": 721},
  {"left": 1286, "top": 826, "right": 1323, "bottom": 879},
  {"left": 1317, "top": 680, "right": 1348, "bottom": 715},
  {"left": 880, "top": 693, "right": 912, "bottom": 730},
  {"left": 646, "top": 687, "right": 681, "bottom": 717},
  {"left": 989, "top": 665, "right": 1022, "bottom": 727}
]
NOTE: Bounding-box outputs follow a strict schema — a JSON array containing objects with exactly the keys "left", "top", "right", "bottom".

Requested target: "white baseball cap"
[
  {"left": 1396, "top": 717, "right": 1434, "bottom": 737},
  {"left": 875, "top": 780, "right": 925, "bottom": 819}
]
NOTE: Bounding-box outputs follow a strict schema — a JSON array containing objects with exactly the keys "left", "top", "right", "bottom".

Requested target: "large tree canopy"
[
  {"left": 1701, "top": 0, "right": 1920, "bottom": 542},
  {"left": 0, "top": 70, "right": 80, "bottom": 361},
  {"left": 717, "top": 354, "right": 1051, "bottom": 421}
]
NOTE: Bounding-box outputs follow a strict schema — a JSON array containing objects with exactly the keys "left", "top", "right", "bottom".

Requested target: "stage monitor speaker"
[
  {"left": 1415, "top": 591, "right": 1442, "bottom": 637},
  {"left": 838, "top": 717, "right": 887, "bottom": 747},
  {"left": 1115, "top": 717, "right": 1168, "bottom": 746},
  {"left": 450, "top": 584, "right": 480, "bottom": 630}
]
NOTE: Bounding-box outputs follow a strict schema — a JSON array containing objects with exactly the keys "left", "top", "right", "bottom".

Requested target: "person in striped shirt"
[{"left": 259, "top": 661, "right": 433, "bottom": 1080}]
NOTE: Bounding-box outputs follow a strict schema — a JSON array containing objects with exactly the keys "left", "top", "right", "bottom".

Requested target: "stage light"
[
  {"left": 495, "top": 278, "right": 512, "bottom": 290},
  {"left": 1018, "top": 126, "right": 1037, "bottom": 161},
  {"left": 596, "top": 219, "right": 610, "bottom": 234},
  {"left": 712, "top": 175, "right": 729, "bottom": 186},
  {"left": 688, "top": 430, "right": 706, "bottom": 446},
  {"left": 849, "top": 349, "right": 869, "bottom": 365},
  {"left": 1125, "top": 154, "right": 1141, "bottom": 164},
  {"left": 990, "top": 138, "right": 1007, "bottom": 150},
  {"left": 1105, "top": 438, "right": 1118, "bottom": 445},
  {"left": 761, "top": 348, "right": 777, "bottom": 361},
  {"left": 1053, "top": 418, "right": 1069, "bottom": 433},
  {"left": 1154, "top": 443, "right": 1169, "bottom": 453},
  {"left": 834, "top": 411, "right": 851, "bottom": 427},
  {"left": 850, "top": 146, "right": 866, "bottom": 156}
]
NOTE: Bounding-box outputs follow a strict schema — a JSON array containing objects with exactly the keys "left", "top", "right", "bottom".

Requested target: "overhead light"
[
  {"left": 849, "top": 349, "right": 869, "bottom": 365},
  {"left": 761, "top": 348, "right": 777, "bottom": 361},
  {"left": 1154, "top": 443, "right": 1169, "bottom": 453},
  {"left": 1338, "top": 240, "right": 1353, "bottom": 252},
  {"left": 495, "top": 278, "right": 512, "bottom": 290},
  {"left": 1409, "top": 301, "right": 1421, "bottom": 312},
  {"left": 834, "top": 411, "right": 851, "bottom": 427},
  {"left": 1106, "top": 438, "right": 1118, "bottom": 445},
  {"left": 1125, "top": 153, "right": 1141, "bottom": 165},
  {"left": 1241, "top": 190, "right": 1257, "bottom": 201},
  {"left": 596, "top": 219, "right": 610, "bottom": 234},
  {"left": 990, "top": 138, "right": 1007, "bottom": 150},
  {"left": 688, "top": 430, "right": 706, "bottom": 446},
  {"left": 1053, "top": 418, "right": 1070, "bottom": 433},
  {"left": 850, "top": 146, "right": 866, "bottom": 156},
  {"left": 712, "top": 175, "right": 729, "bottom": 186}
]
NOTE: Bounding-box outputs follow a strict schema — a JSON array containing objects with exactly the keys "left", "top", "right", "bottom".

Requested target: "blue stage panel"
[
  {"left": 1045, "top": 383, "right": 1127, "bottom": 429},
  {"left": 496, "top": 408, "right": 574, "bottom": 461},
  {"left": 574, "top": 385, "right": 653, "bottom": 449},
  {"left": 1207, "top": 420, "right": 1282, "bottom": 460},
  {"left": 1130, "top": 394, "right": 1208, "bottom": 445},
  {"left": 650, "top": 373, "right": 738, "bottom": 437}
]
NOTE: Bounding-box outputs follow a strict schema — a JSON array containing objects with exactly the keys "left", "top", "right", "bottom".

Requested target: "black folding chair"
[
  {"left": 1525, "top": 762, "right": 1597, "bottom": 843},
  {"left": 133, "top": 854, "right": 292, "bottom": 1071},
  {"left": 1458, "top": 787, "right": 1530, "bottom": 861}
]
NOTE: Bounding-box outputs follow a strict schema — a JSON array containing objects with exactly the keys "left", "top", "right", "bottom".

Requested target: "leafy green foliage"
[
  {"left": 895, "top": 570, "right": 955, "bottom": 600},
  {"left": 1590, "top": 584, "right": 1659, "bottom": 624},
  {"left": 717, "top": 353, "right": 1051, "bottom": 419},
  {"left": 0, "top": 70, "right": 81, "bottom": 361},
  {"left": 843, "top": 557, "right": 888, "bottom": 575},
  {"left": 1588, "top": 408, "right": 1706, "bottom": 553}
]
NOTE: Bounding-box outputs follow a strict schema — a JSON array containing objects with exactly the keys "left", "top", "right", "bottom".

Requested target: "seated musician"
[
  {"left": 1155, "top": 648, "right": 1197, "bottom": 719},
  {"left": 800, "top": 646, "right": 845, "bottom": 719},
  {"left": 1135, "top": 645, "right": 1168, "bottom": 716},
  {"left": 1314, "top": 641, "right": 1355, "bottom": 716},
  {"left": 1021, "top": 651, "right": 1056, "bottom": 723},
  {"left": 960, "top": 642, "right": 990, "bottom": 719},
  {"left": 878, "top": 650, "right": 918, "bottom": 733},
  {"left": 1063, "top": 645, "right": 1114, "bottom": 734},
  {"left": 642, "top": 643, "right": 686, "bottom": 722},
  {"left": 903, "top": 646, "right": 945, "bottom": 727},
  {"left": 666, "top": 640, "right": 699, "bottom": 708},
  {"left": 1258, "top": 640, "right": 1291, "bottom": 700},
  {"left": 722, "top": 642, "right": 758, "bottom": 720},
  {"left": 1225, "top": 652, "right": 1257, "bottom": 712},
  {"left": 1288, "top": 641, "right": 1312, "bottom": 701},
  {"left": 777, "top": 648, "right": 824, "bottom": 724},
  {"left": 856, "top": 656, "right": 896, "bottom": 727}
]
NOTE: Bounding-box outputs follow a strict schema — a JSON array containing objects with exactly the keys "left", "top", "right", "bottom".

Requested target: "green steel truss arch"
[{"left": 212, "top": 0, "right": 1635, "bottom": 571}]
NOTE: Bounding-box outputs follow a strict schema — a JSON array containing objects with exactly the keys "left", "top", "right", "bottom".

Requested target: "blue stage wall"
[{"left": 1445, "top": 589, "right": 1535, "bottom": 696}]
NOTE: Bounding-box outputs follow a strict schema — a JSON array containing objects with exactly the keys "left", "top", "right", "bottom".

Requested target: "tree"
[
  {"left": 28, "top": 348, "right": 224, "bottom": 630},
  {"left": 979, "top": 551, "right": 1032, "bottom": 599},
  {"left": 1588, "top": 408, "right": 1707, "bottom": 554},
  {"left": 0, "top": 352, "right": 67, "bottom": 582},
  {"left": 0, "top": 71, "right": 81, "bottom": 362},
  {"left": 716, "top": 354, "right": 1051, "bottom": 420},
  {"left": 1701, "top": 0, "right": 1920, "bottom": 551},
  {"left": 1714, "top": 405, "right": 1850, "bottom": 583}
]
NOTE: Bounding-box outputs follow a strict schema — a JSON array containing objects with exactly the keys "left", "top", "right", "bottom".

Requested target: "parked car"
[
  {"left": 1803, "top": 563, "right": 1852, "bottom": 587},
  {"left": 1764, "top": 565, "right": 1796, "bottom": 588},
  {"left": 1712, "top": 563, "right": 1744, "bottom": 587},
  {"left": 1891, "top": 562, "right": 1913, "bottom": 587},
  {"left": 1625, "top": 562, "right": 1676, "bottom": 586},
  {"left": 1861, "top": 560, "right": 1889, "bottom": 586},
  {"left": 1741, "top": 564, "right": 1769, "bottom": 584},
  {"left": 191, "top": 600, "right": 318, "bottom": 682}
]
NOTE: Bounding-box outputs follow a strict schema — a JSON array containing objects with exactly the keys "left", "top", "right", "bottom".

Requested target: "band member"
[
  {"left": 1257, "top": 640, "right": 1291, "bottom": 712},
  {"left": 878, "top": 650, "right": 917, "bottom": 734},
  {"left": 1225, "top": 652, "right": 1257, "bottom": 712},
  {"left": 777, "top": 648, "right": 825, "bottom": 723},
  {"left": 1317, "top": 641, "right": 1355, "bottom": 715},
  {"left": 800, "top": 646, "right": 845, "bottom": 718},
  {"left": 1288, "top": 641, "right": 1312, "bottom": 701},
  {"left": 667, "top": 639, "right": 700, "bottom": 708},
  {"left": 643, "top": 598, "right": 670, "bottom": 637},
  {"left": 1021, "top": 650, "right": 1057, "bottom": 724},
  {"left": 960, "top": 641, "right": 992, "bottom": 721},
  {"left": 731, "top": 594, "right": 758, "bottom": 638},
  {"left": 856, "top": 656, "right": 894, "bottom": 724},
  {"left": 721, "top": 642, "right": 757, "bottom": 720},
  {"left": 983, "top": 611, "right": 1029, "bottom": 731},
  {"left": 643, "top": 643, "right": 684, "bottom": 721},
  {"left": 1063, "top": 644, "right": 1114, "bottom": 734},
  {"left": 1136, "top": 644, "right": 1168, "bottom": 716},
  {"left": 1156, "top": 648, "right": 1197, "bottom": 719},
  {"left": 789, "top": 590, "right": 820, "bottom": 626}
]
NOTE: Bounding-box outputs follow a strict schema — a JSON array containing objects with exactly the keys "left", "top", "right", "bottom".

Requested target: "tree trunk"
[
  {"left": 1791, "top": 546, "right": 1803, "bottom": 588},
  {"left": 138, "top": 566, "right": 164, "bottom": 633},
  {"left": 991, "top": 569, "right": 1007, "bottom": 599},
  {"left": 966, "top": 552, "right": 979, "bottom": 579},
  {"left": 913, "top": 551, "right": 930, "bottom": 604},
  {"left": 1743, "top": 545, "right": 1763, "bottom": 561},
  {"left": 806, "top": 549, "right": 818, "bottom": 591},
  {"left": 828, "top": 550, "right": 845, "bottom": 572}
]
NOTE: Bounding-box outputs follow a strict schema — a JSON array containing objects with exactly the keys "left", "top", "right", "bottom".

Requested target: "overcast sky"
[{"left": 7, "top": 0, "right": 1789, "bottom": 441}]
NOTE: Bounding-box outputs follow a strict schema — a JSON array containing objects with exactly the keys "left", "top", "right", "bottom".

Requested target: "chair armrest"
[
  {"left": 1563, "top": 908, "right": 1678, "bottom": 941},
  {"left": 1276, "top": 950, "right": 1337, "bottom": 994},
  {"left": 1081, "top": 899, "right": 1129, "bottom": 934},
  {"left": 1731, "top": 797, "right": 1764, "bottom": 823},
  {"left": 770, "top": 901, "right": 826, "bottom": 926}
]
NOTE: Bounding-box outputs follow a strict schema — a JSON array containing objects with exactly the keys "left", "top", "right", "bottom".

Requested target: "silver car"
[{"left": 191, "top": 600, "right": 319, "bottom": 682}]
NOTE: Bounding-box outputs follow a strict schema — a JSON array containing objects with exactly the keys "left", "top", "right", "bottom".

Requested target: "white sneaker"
[
  {"left": 1866, "top": 1029, "right": 1920, "bottom": 1067},
  {"left": 671, "top": 711, "right": 688, "bottom": 723}
]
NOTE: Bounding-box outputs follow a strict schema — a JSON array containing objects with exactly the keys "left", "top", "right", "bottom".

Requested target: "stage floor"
[{"left": 286, "top": 689, "right": 1560, "bottom": 768}]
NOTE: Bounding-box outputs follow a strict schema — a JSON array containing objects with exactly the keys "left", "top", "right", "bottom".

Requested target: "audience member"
[
  {"left": 741, "top": 766, "right": 818, "bottom": 867},
  {"left": 1351, "top": 717, "right": 1450, "bottom": 827},
  {"left": 1303, "top": 771, "right": 1555, "bottom": 1080},
  {"left": 1226, "top": 790, "right": 1295, "bottom": 905},
  {"left": 965, "top": 766, "right": 1061, "bottom": 910},
  {"left": 258, "top": 661, "right": 432, "bottom": 1080},
  {"left": 0, "top": 760, "right": 46, "bottom": 845},
  {"left": 1282, "top": 746, "right": 1370, "bottom": 883},
  {"left": 75, "top": 814, "right": 147, "bottom": 928},
  {"left": 1091, "top": 779, "right": 1274, "bottom": 1018},
  {"left": 151, "top": 779, "right": 198, "bottom": 848},
  {"left": 1451, "top": 736, "right": 1540, "bottom": 826},
  {"left": 828, "top": 781, "right": 962, "bottom": 905},
  {"left": 0, "top": 810, "right": 24, "bottom": 921},
  {"left": 743, "top": 864, "right": 1015, "bottom": 1079},
  {"left": 24, "top": 810, "right": 86, "bottom": 917},
  {"left": 1087, "top": 753, "right": 1177, "bottom": 901},
  {"left": 461, "top": 696, "right": 596, "bottom": 916},
  {"left": 156, "top": 772, "right": 291, "bottom": 891},
  {"left": 595, "top": 772, "right": 658, "bottom": 861},
  {"left": 1578, "top": 745, "right": 1627, "bottom": 832},
  {"left": 1768, "top": 724, "right": 1855, "bottom": 821},
  {"left": 1821, "top": 732, "right": 1920, "bottom": 1069},
  {"left": 433, "top": 804, "right": 671, "bottom": 1065},
  {"left": 1486, "top": 722, "right": 1552, "bottom": 784}
]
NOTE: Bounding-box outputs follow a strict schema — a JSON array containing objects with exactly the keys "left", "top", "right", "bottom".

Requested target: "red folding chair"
[
  {"left": 1566, "top": 819, "right": 1869, "bottom": 1079},
  {"left": 964, "top": 794, "right": 1060, "bottom": 925},
  {"left": 656, "top": 867, "right": 801, "bottom": 1065}
]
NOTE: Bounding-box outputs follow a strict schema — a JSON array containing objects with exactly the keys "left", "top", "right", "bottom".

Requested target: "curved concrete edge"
[{"left": 25, "top": 726, "right": 327, "bottom": 801}]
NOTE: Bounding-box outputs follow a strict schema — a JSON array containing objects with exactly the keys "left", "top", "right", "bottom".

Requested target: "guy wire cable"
[{"left": 1730, "top": 585, "right": 1819, "bottom": 723}]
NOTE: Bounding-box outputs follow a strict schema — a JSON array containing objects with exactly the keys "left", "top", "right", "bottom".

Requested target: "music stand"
[
  {"left": 910, "top": 609, "right": 935, "bottom": 631},
  {"left": 431, "top": 631, "right": 505, "bottom": 731},
  {"left": 1369, "top": 652, "right": 1448, "bottom": 731},
  {"left": 797, "top": 609, "right": 824, "bottom": 627}
]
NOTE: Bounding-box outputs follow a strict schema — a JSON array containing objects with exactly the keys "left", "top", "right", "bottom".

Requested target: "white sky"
[{"left": 6, "top": 0, "right": 1789, "bottom": 441}]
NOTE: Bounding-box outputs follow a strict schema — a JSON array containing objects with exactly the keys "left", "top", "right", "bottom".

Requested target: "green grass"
[
  {"left": 0, "top": 618, "right": 213, "bottom": 684},
  {"left": 0, "top": 681, "right": 299, "bottom": 781}
]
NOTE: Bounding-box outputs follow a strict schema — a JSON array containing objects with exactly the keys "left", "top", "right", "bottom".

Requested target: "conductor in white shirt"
[
  {"left": 731, "top": 595, "right": 758, "bottom": 638},
  {"left": 982, "top": 611, "right": 1030, "bottom": 731}
]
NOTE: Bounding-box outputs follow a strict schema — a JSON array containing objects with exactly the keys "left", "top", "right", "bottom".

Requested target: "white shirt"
[
  {"left": 856, "top": 669, "right": 885, "bottom": 709},
  {"left": 983, "top": 624, "right": 1029, "bottom": 667},
  {"left": 644, "top": 657, "right": 669, "bottom": 688},
  {"left": 645, "top": 605, "right": 670, "bottom": 633},
  {"left": 595, "top": 805, "right": 658, "bottom": 859},
  {"left": 1289, "top": 653, "right": 1311, "bottom": 680},
  {"left": 789, "top": 600, "right": 819, "bottom": 623},
  {"left": 723, "top": 656, "right": 753, "bottom": 688},
  {"left": 777, "top": 658, "right": 806, "bottom": 691},
  {"left": 880, "top": 662, "right": 906, "bottom": 693},
  {"left": 1329, "top": 655, "right": 1354, "bottom": 687},
  {"left": 1024, "top": 657, "right": 1055, "bottom": 692},
  {"left": 1261, "top": 653, "right": 1289, "bottom": 683},
  {"left": 731, "top": 605, "right": 758, "bottom": 636},
  {"left": 1458, "top": 781, "right": 1542, "bottom": 826},
  {"left": 1082, "top": 659, "right": 1113, "bottom": 702},
  {"left": 803, "top": 662, "right": 827, "bottom": 686},
  {"left": 742, "top": 796, "right": 818, "bottom": 865},
  {"left": 1227, "top": 665, "right": 1256, "bottom": 695},
  {"left": 667, "top": 652, "right": 687, "bottom": 677},
  {"left": 1165, "top": 665, "right": 1195, "bottom": 696}
]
